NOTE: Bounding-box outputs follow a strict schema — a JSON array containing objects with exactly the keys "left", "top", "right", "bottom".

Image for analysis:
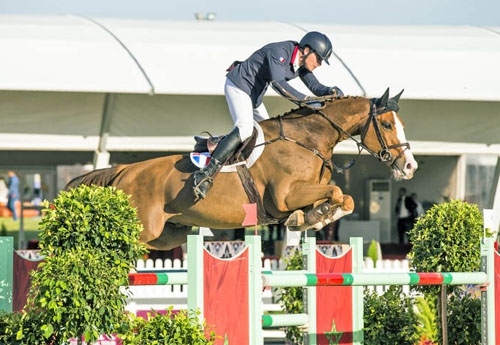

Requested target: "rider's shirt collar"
[{"left": 291, "top": 45, "right": 300, "bottom": 72}]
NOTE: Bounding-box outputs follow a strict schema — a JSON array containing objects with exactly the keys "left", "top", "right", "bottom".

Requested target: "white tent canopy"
[
  {"left": 1, "top": 15, "right": 500, "bottom": 100},
  {"left": 1, "top": 15, "right": 500, "bottom": 152}
]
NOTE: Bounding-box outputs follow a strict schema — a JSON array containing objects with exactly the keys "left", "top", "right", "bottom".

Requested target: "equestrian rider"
[{"left": 193, "top": 31, "right": 344, "bottom": 199}]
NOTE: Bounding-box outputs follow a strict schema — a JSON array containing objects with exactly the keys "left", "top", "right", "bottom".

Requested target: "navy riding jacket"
[{"left": 226, "top": 40, "right": 332, "bottom": 108}]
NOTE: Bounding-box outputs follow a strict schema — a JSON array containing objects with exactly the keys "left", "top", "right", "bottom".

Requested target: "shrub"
[
  {"left": 408, "top": 200, "right": 484, "bottom": 282},
  {"left": 119, "top": 308, "right": 218, "bottom": 345},
  {"left": 444, "top": 291, "right": 481, "bottom": 345},
  {"left": 408, "top": 200, "right": 485, "bottom": 344},
  {"left": 413, "top": 295, "right": 438, "bottom": 341},
  {"left": 277, "top": 247, "right": 304, "bottom": 345},
  {"left": 38, "top": 185, "right": 145, "bottom": 264},
  {"left": 363, "top": 286, "right": 419, "bottom": 345},
  {"left": 11, "top": 185, "right": 147, "bottom": 345}
]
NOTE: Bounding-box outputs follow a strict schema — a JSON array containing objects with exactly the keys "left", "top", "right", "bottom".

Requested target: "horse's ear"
[
  {"left": 391, "top": 89, "right": 404, "bottom": 104},
  {"left": 376, "top": 87, "right": 390, "bottom": 107}
]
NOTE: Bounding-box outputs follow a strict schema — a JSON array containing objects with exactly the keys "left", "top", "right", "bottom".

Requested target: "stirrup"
[{"left": 193, "top": 175, "right": 213, "bottom": 200}]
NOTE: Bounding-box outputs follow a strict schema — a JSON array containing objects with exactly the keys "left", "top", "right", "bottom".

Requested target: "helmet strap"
[{"left": 301, "top": 48, "right": 313, "bottom": 67}]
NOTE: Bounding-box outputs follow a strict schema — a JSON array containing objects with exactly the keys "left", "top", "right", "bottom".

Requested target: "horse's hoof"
[{"left": 285, "top": 210, "right": 305, "bottom": 227}]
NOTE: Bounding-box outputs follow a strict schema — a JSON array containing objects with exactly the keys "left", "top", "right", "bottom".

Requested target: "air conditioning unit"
[{"left": 368, "top": 180, "right": 392, "bottom": 242}]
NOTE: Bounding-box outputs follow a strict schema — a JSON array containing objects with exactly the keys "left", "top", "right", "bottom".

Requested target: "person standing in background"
[
  {"left": 7, "top": 170, "right": 20, "bottom": 221},
  {"left": 395, "top": 187, "right": 416, "bottom": 244},
  {"left": 410, "top": 192, "right": 425, "bottom": 222}
]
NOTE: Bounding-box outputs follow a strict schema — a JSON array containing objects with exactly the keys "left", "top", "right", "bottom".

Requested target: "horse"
[{"left": 66, "top": 88, "right": 418, "bottom": 251}]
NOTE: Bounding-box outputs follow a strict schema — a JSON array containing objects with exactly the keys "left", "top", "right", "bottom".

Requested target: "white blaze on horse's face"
[{"left": 392, "top": 111, "right": 418, "bottom": 180}]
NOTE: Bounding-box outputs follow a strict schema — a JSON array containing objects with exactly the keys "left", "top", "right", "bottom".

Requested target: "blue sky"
[{"left": 2, "top": 0, "right": 500, "bottom": 26}]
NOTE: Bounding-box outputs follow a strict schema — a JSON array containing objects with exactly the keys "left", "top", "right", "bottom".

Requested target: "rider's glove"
[{"left": 330, "top": 86, "right": 344, "bottom": 97}]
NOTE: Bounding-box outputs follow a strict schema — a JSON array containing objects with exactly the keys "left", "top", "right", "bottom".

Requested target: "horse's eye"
[{"left": 381, "top": 121, "right": 392, "bottom": 130}]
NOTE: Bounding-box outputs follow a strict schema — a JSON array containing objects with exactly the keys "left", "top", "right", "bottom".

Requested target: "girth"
[{"left": 235, "top": 165, "right": 281, "bottom": 225}]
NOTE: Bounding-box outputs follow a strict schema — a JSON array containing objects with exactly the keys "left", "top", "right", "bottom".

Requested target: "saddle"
[{"left": 193, "top": 128, "right": 258, "bottom": 165}]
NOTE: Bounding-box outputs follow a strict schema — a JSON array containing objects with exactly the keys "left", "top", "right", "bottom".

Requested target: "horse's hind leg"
[
  {"left": 146, "top": 222, "right": 193, "bottom": 251},
  {"left": 286, "top": 195, "right": 354, "bottom": 231}
]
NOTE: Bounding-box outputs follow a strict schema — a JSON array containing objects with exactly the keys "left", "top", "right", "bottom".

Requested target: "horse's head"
[{"left": 361, "top": 88, "right": 418, "bottom": 180}]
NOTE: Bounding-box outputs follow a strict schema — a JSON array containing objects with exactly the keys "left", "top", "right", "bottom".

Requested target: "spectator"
[
  {"left": 410, "top": 192, "right": 425, "bottom": 221},
  {"left": 395, "top": 187, "right": 416, "bottom": 244},
  {"left": 7, "top": 171, "right": 20, "bottom": 221}
]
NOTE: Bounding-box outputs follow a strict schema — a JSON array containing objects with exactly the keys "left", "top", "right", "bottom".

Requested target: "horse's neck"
[
  {"left": 262, "top": 99, "right": 370, "bottom": 158},
  {"left": 327, "top": 99, "right": 371, "bottom": 140}
]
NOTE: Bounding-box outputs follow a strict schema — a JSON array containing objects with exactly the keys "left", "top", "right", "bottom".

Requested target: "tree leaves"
[{"left": 2, "top": 185, "right": 147, "bottom": 345}]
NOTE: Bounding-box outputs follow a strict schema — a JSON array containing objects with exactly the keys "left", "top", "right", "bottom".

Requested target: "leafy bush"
[
  {"left": 363, "top": 286, "right": 419, "bottom": 345},
  {"left": 0, "top": 310, "right": 20, "bottom": 344},
  {"left": 38, "top": 185, "right": 145, "bottom": 264},
  {"left": 413, "top": 295, "right": 438, "bottom": 341},
  {"left": 442, "top": 291, "right": 481, "bottom": 345},
  {"left": 0, "top": 185, "right": 221, "bottom": 345},
  {"left": 408, "top": 200, "right": 483, "bottom": 285},
  {"left": 5, "top": 185, "right": 147, "bottom": 345},
  {"left": 408, "top": 200, "right": 485, "bottom": 344},
  {"left": 277, "top": 247, "right": 304, "bottom": 345},
  {"left": 119, "top": 308, "right": 217, "bottom": 345}
]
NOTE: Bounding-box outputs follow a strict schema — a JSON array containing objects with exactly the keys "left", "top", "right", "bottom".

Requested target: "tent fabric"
[
  {"left": 1, "top": 15, "right": 500, "bottom": 100},
  {"left": 0, "top": 15, "right": 500, "bottom": 153}
]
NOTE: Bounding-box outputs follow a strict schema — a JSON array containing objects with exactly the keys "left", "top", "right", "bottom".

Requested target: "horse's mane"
[{"left": 65, "top": 166, "right": 125, "bottom": 190}]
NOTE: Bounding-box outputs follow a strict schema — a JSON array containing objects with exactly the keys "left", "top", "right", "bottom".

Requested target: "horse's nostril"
[{"left": 406, "top": 162, "right": 413, "bottom": 171}]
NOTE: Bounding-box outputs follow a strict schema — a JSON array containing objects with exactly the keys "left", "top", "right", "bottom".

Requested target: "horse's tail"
[{"left": 64, "top": 166, "right": 126, "bottom": 191}]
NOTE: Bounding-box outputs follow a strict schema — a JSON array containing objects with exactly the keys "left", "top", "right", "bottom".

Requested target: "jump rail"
[{"left": 1, "top": 235, "right": 497, "bottom": 345}]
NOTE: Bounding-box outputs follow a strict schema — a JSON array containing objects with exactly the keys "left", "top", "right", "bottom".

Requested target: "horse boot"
[
  {"left": 193, "top": 127, "right": 242, "bottom": 200},
  {"left": 285, "top": 202, "right": 336, "bottom": 232}
]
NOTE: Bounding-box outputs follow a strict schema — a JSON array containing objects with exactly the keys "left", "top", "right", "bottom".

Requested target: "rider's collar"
[{"left": 291, "top": 45, "right": 300, "bottom": 72}]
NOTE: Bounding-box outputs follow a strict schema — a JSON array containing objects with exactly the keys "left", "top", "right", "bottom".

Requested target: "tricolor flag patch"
[
  {"left": 190, "top": 152, "right": 212, "bottom": 168},
  {"left": 279, "top": 56, "right": 285, "bottom": 63}
]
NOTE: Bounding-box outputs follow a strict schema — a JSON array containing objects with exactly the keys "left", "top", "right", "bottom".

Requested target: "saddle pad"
[{"left": 189, "top": 122, "right": 265, "bottom": 171}]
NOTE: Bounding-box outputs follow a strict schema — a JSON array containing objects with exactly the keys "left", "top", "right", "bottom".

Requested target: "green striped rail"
[{"left": 261, "top": 271, "right": 488, "bottom": 288}]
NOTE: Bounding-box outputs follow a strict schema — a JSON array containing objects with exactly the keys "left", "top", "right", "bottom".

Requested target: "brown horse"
[{"left": 66, "top": 88, "right": 418, "bottom": 250}]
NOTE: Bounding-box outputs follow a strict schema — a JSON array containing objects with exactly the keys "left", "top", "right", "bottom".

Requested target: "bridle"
[
  {"left": 257, "top": 98, "right": 411, "bottom": 178},
  {"left": 359, "top": 102, "right": 410, "bottom": 162},
  {"left": 317, "top": 100, "right": 411, "bottom": 173}
]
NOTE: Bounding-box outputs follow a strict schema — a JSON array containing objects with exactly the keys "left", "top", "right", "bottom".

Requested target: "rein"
[
  {"left": 256, "top": 116, "right": 336, "bottom": 180},
  {"left": 318, "top": 102, "right": 410, "bottom": 167},
  {"left": 256, "top": 99, "right": 411, "bottom": 178}
]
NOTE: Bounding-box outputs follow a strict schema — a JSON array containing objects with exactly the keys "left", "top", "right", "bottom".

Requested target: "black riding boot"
[{"left": 193, "top": 127, "right": 242, "bottom": 199}]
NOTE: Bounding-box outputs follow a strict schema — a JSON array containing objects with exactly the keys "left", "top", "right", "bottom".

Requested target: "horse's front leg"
[
  {"left": 280, "top": 181, "right": 344, "bottom": 210},
  {"left": 285, "top": 195, "right": 355, "bottom": 231},
  {"left": 278, "top": 182, "right": 354, "bottom": 231}
]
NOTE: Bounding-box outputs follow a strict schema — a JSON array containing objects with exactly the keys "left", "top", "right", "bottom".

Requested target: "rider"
[{"left": 193, "top": 31, "right": 344, "bottom": 199}]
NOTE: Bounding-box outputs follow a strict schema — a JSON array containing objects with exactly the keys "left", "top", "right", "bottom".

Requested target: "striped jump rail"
[
  {"left": 262, "top": 272, "right": 488, "bottom": 288},
  {"left": 262, "top": 313, "right": 308, "bottom": 327},
  {"left": 128, "top": 272, "right": 187, "bottom": 285}
]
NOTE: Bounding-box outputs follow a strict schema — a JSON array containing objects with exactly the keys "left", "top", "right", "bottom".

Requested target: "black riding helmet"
[{"left": 299, "top": 31, "right": 333, "bottom": 65}]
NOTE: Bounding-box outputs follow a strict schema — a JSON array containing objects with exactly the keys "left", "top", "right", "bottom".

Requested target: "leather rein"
[{"left": 255, "top": 100, "right": 411, "bottom": 179}]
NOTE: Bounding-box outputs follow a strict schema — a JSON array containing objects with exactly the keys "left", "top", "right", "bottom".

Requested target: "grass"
[{"left": 0, "top": 217, "right": 42, "bottom": 250}]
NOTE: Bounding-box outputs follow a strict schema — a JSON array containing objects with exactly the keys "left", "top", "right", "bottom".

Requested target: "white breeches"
[{"left": 224, "top": 78, "right": 269, "bottom": 141}]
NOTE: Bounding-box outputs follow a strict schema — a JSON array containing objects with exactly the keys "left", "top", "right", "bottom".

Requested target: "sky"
[{"left": 2, "top": 0, "right": 500, "bottom": 26}]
